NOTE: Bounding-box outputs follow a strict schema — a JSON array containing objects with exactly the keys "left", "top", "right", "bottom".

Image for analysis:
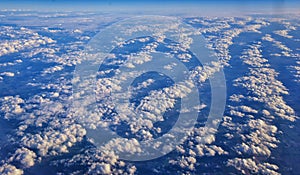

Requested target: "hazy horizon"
[{"left": 0, "top": 0, "right": 299, "bottom": 16}]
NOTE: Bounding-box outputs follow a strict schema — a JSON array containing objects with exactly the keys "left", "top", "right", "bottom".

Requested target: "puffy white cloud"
[
  {"left": 0, "top": 94, "right": 89, "bottom": 174},
  {"left": 262, "top": 34, "right": 274, "bottom": 42},
  {"left": 21, "top": 122, "right": 86, "bottom": 156},
  {"left": 274, "top": 30, "right": 293, "bottom": 39},
  {"left": 73, "top": 29, "right": 82, "bottom": 33},
  {"left": 9, "top": 147, "right": 37, "bottom": 168},
  {"left": 0, "top": 26, "right": 55, "bottom": 57},
  {"left": 51, "top": 92, "right": 60, "bottom": 98},
  {"left": 262, "top": 34, "right": 294, "bottom": 59},
  {"left": 234, "top": 43, "right": 295, "bottom": 122},
  {"left": 131, "top": 78, "right": 155, "bottom": 91},
  {"left": 163, "top": 62, "right": 177, "bottom": 70},
  {"left": 177, "top": 53, "right": 192, "bottom": 62},
  {"left": 0, "top": 59, "right": 22, "bottom": 67},
  {"left": 229, "top": 105, "right": 258, "bottom": 116},
  {"left": 291, "top": 65, "right": 300, "bottom": 82},
  {"left": 165, "top": 17, "right": 275, "bottom": 174},
  {"left": 227, "top": 158, "right": 280, "bottom": 175},
  {"left": 169, "top": 156, "right": 196, "bottom": 171},
  {"left": 42, "top": 65, "right": 64, "bottom": 75},
  {"left": 0, "top": 72, "right": 15, "bottom": 77},
  {"left": 102, "top": 138, "right": 142, "bottom": 155},
  {"left": 123, "top": 51, "right": 153, "bottom": 67},
  {"left": 90, "top": 163, "right": 111, "bottom": 174},
  {"left": 0, "top": 164, "right": 23, "bottom": 175},
  {"left": 55, "top": 148, "right": 136, "bottom": 175},
  {"left": 0, "top": 96, "right": 25, "bottom": 119},
  {"left": 189, "top": 61, "right": 223, "bottom": 84},
  {"left": 229, "top": 94, "right": 244, "bottom": 102},
  {"left": 223, "top": 40, "right": 297, "bottom": 174},
  {"left": 0, "top": 14, "right": 298, "bottom": 175}
]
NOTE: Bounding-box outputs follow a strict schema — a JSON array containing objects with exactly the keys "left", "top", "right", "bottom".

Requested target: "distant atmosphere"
[{"left": 0, "top": 0, "right": 299, "bottom": 15}]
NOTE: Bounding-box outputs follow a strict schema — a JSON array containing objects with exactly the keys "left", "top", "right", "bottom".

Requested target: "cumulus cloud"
[
  {"left": 0, "top": 26, "right": 55, "bottom": 57},
  {"left": 227, "top": 158, "right": 280, "bottom": 175},
  {"left": 262, "top": 34, "right": 293, "bottom": 58},
  {"left": 0, "top": 96, "right": 25, "bottom": 119},
  {"left": 0, "top": 164, "right": 23, "bottom": 175},
  {"left": 274, "top": 30, "right": 293, "bottom": 39},
  {"left": 235, "top": 119, "right": 278, "bottom": 157},
  {"left": 42, "top": 65, "right": 64, "bottom": 75},
  {"left": 223, "top": 41, "right": 296, "bottom": 174},
  {"left": 0, "top": 94, "right": 88, "bottom": 174},
  {"left": 0, "top": 13, "right": 298, "bottom": 175},
  {"left": 9, "top": 147, "right": 37, "bottom": 168},
  {"left": 234, "top": 43, "right": 296, "bottom": 121},
  {"left": 0, "top": 59, "right": 22, "bottom": 67},
  {"left": 0, "top": 72, "right": 15, "bottom": 77}
]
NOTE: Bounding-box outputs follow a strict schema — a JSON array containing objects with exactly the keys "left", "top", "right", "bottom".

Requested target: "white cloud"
[
  {"left": 73, "top": 29, "right": 82, "bottom": 33},
  {"left": 274, "top": 30, "right": 293, "bottom": 39},
  {"left": 42, "top": 65, "right": 64, "bottom": 75},
  {"left": 90, "top": 163, "right": 111, "bottom": 174},
  {"left": 1, "top": 96, "right": 25, "bottom": 119},
  {"left": 229, "top": 105, "right": 258, "bottom": 115},
  {"left": 234, "top": 43, "right": 295, "bottom": 122},
  {"left": 0, "top": 14, "right": 298, "bottom": 175},
  {"left": 0, "top": 59, "right": 23, "bottom": 67},
  {"left": 0, "top": 164, "right": 23, "bottom": 175},
  {"left": 0, "top": 27, "right": 56, "bottom": 57},
  {"left": 9, "top": 147, "right": 37, "bottom": 168},
  {"left": 163, "top": 62, "right": 177, "bottom": 70},
  {"left": 224, "top": 41, "right": 297, "bottom": 174},
  {"left": 227, "top": 158, "right": 280, "bottom": 175},
  {"left": 131, "top": 78, "right": 155, "bottom": 91},
  {"left": 0, "top": 72, "right": 15, "bottom": 77}
]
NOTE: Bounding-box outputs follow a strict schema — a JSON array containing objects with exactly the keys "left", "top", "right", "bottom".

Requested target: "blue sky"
[{"left": 0, "top": 0, "right": 299, "bottom": 14}]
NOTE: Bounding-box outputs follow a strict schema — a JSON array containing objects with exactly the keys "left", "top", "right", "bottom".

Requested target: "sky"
[{"left": 0, "top": 0, "right": 299, "bottom": 15}]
